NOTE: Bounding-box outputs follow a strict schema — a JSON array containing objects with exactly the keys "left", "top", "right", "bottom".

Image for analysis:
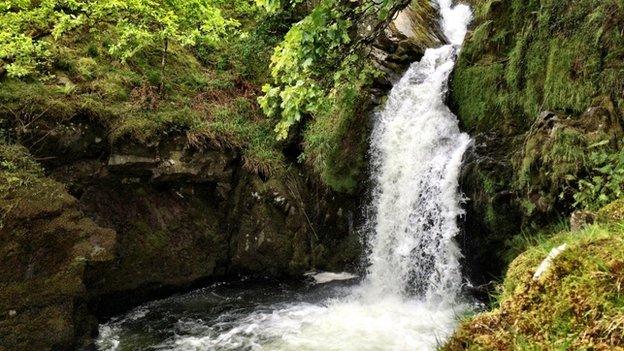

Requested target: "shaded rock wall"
[
  {"left": 1, "top": 113, "right": 363, "bottom": 350},
  {"left": 0, "top": 145, "right": 115, "bottom": 350},
  {"left": 453, "top": 0, "right": 624, "bottom": 284}
]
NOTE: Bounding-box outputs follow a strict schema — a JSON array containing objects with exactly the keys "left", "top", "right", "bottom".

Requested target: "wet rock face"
[
  {"left": 0, "top": 146, "right": 116, "bottom": 351},
  {"left": 458, "top": 105, "right": 623, "bottom": 285},
  {"left": 1, "top": 119, "right": 362, "bottom": 349},
  {"left": 62, "top": 137, "right": 361, "bottom": 305},
  {"left": 459, "top": 132, "right": 523, "bottom": 285},
  {"left": 105, "top": 138, "right": 236, "bottom": 184},
  {"left": 368, "top": 1, "right": 445, "bottom": 95},
  {"left": 80, "top": 183, "right": 228, "bottom": 303},
  {"left": 228, "top": 176, "right": 310, "bottom": 276}
]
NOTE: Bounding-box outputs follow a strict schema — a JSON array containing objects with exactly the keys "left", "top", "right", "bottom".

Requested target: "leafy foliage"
[
  {"left": 255, "top": 0, "right": 306, "bottom": 13},
  {"left": 258, "top": 0, "right": 410, "bottom": 140},
  {"left": 0, "top": 0, "right": 236, "bottom": 77},
  {"left": 258, "top": 0, "right": 358, "bottom": 140},
  {"left": 255, "top": 0, "right": 417, "bottom": 191},
  {"left": 573, "top": 140, "right": 624, "bottom": 210},
  {"left": 0, "top": 1, "right": 302, "bottom": 178},
  {"left": 302, "top": 58, "right": 378, "bottom": 191}
]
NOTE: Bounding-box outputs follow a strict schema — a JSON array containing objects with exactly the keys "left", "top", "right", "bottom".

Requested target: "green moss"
[
  {"left": 503, "top": 219, "right": 570, "bottom": 266},
  {"left": 0, "top": 144, "right": 77, "bottom": 227},
  {"left": 542, "top": 37, "right": 599, "bottom": 113},
  {"left": 514, "top": 115, "right": 621, "bottom": 216},
  {"left": 0, "top": 4, "right": 293, "bottom": 178},
  {"left": 517, "top": 127, "right": 588, "bottom": 191},
  {"left": 452, "top": 63, "right": 505, "bottom": 130},
  {"left": 445, "top": 217, "right": 624, "bottom": 350},
  {"left": 597, "top": 199, "right": 624, "bottom": 223},
  {"left": 473, "top": 169, "right": 509, "bottom": 230},
  {"left": 453, "top": 0, "right": 624, "bottom": 133},
  {"left": 302, "top": 79, "right": 372, "bottom": 192}
]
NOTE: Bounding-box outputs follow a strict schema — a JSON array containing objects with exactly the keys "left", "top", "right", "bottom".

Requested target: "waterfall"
[
  {"left": 97, "top": 2, "right": 475, "bottom": 350},
  {"left": 362, "top": 0, "right": 472, "bottom": 303}
]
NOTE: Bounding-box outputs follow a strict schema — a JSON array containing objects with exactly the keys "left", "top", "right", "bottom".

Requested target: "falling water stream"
[{"left": 97, "top": 1, "right": 473, "bottom": 350}]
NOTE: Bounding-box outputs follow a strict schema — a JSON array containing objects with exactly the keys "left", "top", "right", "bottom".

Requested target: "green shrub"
[
  {"left": 573, "top": 140, "right": 624, "bottom": 210},
  {"left": 0, "top": 0, "right": 236, "bottom": 78},
  {"left": 258, "top": 0, "right": 417, "bottom": 140}
]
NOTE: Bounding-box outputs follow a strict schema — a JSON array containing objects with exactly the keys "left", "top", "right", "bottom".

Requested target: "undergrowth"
[{"left": 0, "top": 1, "right": 298, "bottom": 177}]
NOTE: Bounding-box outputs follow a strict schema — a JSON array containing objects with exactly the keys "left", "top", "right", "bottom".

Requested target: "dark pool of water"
[{"left": 96, "top": 277, "right": 359, "bottom": 351}]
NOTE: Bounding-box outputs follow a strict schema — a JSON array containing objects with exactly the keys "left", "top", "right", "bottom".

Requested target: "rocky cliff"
[
  {"left": 453, "top": 0, "right": 624, "bottom": 284},
  {"left": 0, "top": 123, "right": 363, "bottom": 350},
  {"left": 444, "top": 0, "right": 624, "bottom": 348}
]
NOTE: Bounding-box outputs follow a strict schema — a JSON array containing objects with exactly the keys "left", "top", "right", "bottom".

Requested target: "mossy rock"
[
  {"left": 505, "top": 104, "right": 621, "bottom": 223},
  {"left": 451, "top": 0, "right": 624, "bottom": 270},
  {"left": 0, "top": 144, "right": 116, "bottom": 350},
  {"left": 444, "top": 223, "right": 624, "bottom": 350},
  {"left": 597, "top": 198, "right": 624, "bottom": 224}
]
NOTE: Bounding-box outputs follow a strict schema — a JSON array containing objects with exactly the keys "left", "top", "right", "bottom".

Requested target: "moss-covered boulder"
[
  {"left": 515, "top": 109, "right": 621, "bottom": 219},
  {"left": 445, "top": 220, "right": 624, "bottom": 350},
  {"left": 597, "top": 198, "right": 624, "bottom": 224},
  {"left": 0, "top": 145, "right": 115, "bottom": 350}
]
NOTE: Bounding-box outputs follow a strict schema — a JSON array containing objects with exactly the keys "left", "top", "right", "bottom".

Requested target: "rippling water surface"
[{"left": 97, "top": 277, "right": 469, "bottom": 351}]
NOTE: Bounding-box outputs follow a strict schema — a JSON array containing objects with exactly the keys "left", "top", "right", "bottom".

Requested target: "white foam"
[
  {"left": 162, "top": 296, "right": 467, "bottom": 351},
  {"left": 96, "top": 325, "right": 121, "bottom": 351},
  {"left": 305, "top": 271, "right": 358, "bottom": 284}
]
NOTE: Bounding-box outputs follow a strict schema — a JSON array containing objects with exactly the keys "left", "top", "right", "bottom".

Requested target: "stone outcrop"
[
  {"left": 0, "top": 145, "right": 115, "bottom": 350},
  {"left": 453, "top": 0, "right": 624, "bottom": 284},
  {"left": 0, "top": 116, "right": 362, "bottom": 350},
  {"left": 369, "top": 1, "right": 446, "bottom": 88}
]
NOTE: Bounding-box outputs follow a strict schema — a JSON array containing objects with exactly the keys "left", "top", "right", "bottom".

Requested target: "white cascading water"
[
  {"left": 97, "top": 1, "right": 473, "bottom": 350},
  {"left": 361, "top": 0, "right": 472, "bottom": 303}
]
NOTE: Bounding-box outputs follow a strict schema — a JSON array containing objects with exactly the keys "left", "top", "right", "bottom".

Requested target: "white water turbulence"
[
  {"left": 97, "top": 1, "right": 473, "bottom": 350},
  {"left": 362, "top": 0, "right": 472, "bottom": 303}
]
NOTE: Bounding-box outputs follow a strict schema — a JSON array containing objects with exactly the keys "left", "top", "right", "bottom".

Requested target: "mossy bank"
[
  {"left": 445, "top": 200, "right": 624, "bottom": 350},
  {"left": 454, "top": 0, "right": 624, "bottom": 284}
]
